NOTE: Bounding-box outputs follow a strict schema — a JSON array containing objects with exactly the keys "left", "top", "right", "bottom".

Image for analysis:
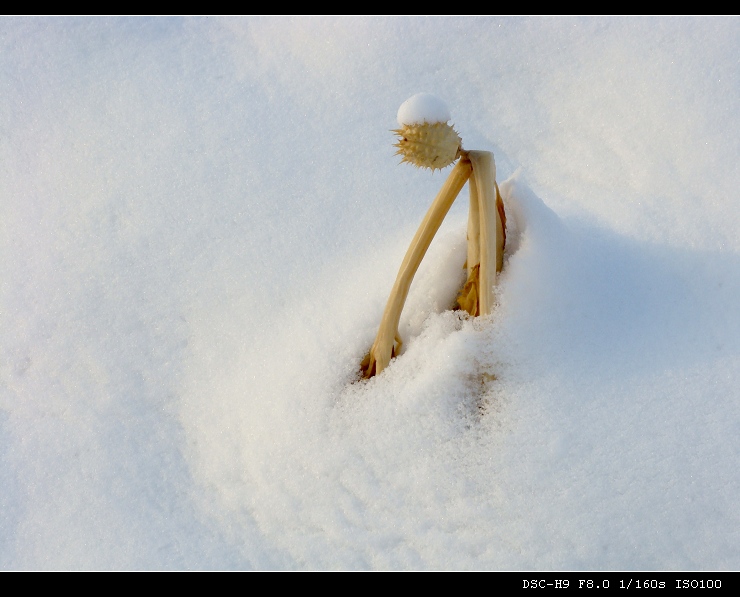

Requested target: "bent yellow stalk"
[{"left": 360, "top": 157, "right": 472, "bottom": 378}]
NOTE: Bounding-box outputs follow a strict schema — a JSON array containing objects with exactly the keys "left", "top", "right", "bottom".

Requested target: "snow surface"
[
  {"left": 397, "top": 92, "right": 452, "bottom": 126},
  {"left": 1, "top": 16, "right": 738, "bottom": 571}
]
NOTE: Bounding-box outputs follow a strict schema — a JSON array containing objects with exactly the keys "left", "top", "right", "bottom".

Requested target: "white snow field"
[{"left": 1, "top": 16, "right": 738, "bottom": 570}]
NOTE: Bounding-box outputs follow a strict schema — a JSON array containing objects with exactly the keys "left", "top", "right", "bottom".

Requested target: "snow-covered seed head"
[{"left": 393, "top": 93, "right": 462, "bottom": 171}]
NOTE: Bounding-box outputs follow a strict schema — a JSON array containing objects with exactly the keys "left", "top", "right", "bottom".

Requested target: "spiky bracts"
[{"left": 393, "top": 122, "right": 462, "bottom": 171}]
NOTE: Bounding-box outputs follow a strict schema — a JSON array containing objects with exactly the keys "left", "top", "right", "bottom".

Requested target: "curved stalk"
[{"left": 361, "top": 157, "right": 473, "bottom": 378}]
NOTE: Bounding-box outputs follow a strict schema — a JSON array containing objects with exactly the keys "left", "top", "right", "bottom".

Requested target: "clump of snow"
[{"left": 396, "top": 92, "right": 452, "bottom": 126}]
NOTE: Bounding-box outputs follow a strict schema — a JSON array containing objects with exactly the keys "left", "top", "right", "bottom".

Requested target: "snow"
[
  {"left": 397, "top": 92, "right": 452, "bottom": 126},
  {"left": 1, "top": 16, "right": 738, "bottom": 570}
]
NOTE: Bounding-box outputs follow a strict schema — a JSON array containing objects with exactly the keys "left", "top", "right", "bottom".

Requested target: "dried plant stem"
[
  {"left": 361, "top": 158, "right": 473, "bottom": 378},
  {"left": 457, "top": 151, "right": 506, "bottom": 316},
  {"left": 468, "top": 151, "right": 496, "bottom": 315},
  {"left": 467, "top": 174, "right": 481, "bottom": 282},
  {"left": 457, "top": 174, "right": 481, "bottom": 316}
]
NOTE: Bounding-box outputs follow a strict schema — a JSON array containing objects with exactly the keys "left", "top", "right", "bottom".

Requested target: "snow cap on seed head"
[
  {"left": 396, "top": 92, "right": 452, "bottom": 126},
  {"left": 393, "top": 93, "right": 462, "bottom": 171}
]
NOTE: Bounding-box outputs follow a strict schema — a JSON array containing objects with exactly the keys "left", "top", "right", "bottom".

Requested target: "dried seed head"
[{"left": 393, "top": 121, "right": 462, "bottom": 171}]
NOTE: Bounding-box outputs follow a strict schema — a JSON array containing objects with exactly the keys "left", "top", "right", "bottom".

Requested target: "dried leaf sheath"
[
  {"left": 457, "top": 264, "right": 480, "bottom": 317},
  {"left": 495, "top": 182, "right": 507, "bottom": 269}
]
